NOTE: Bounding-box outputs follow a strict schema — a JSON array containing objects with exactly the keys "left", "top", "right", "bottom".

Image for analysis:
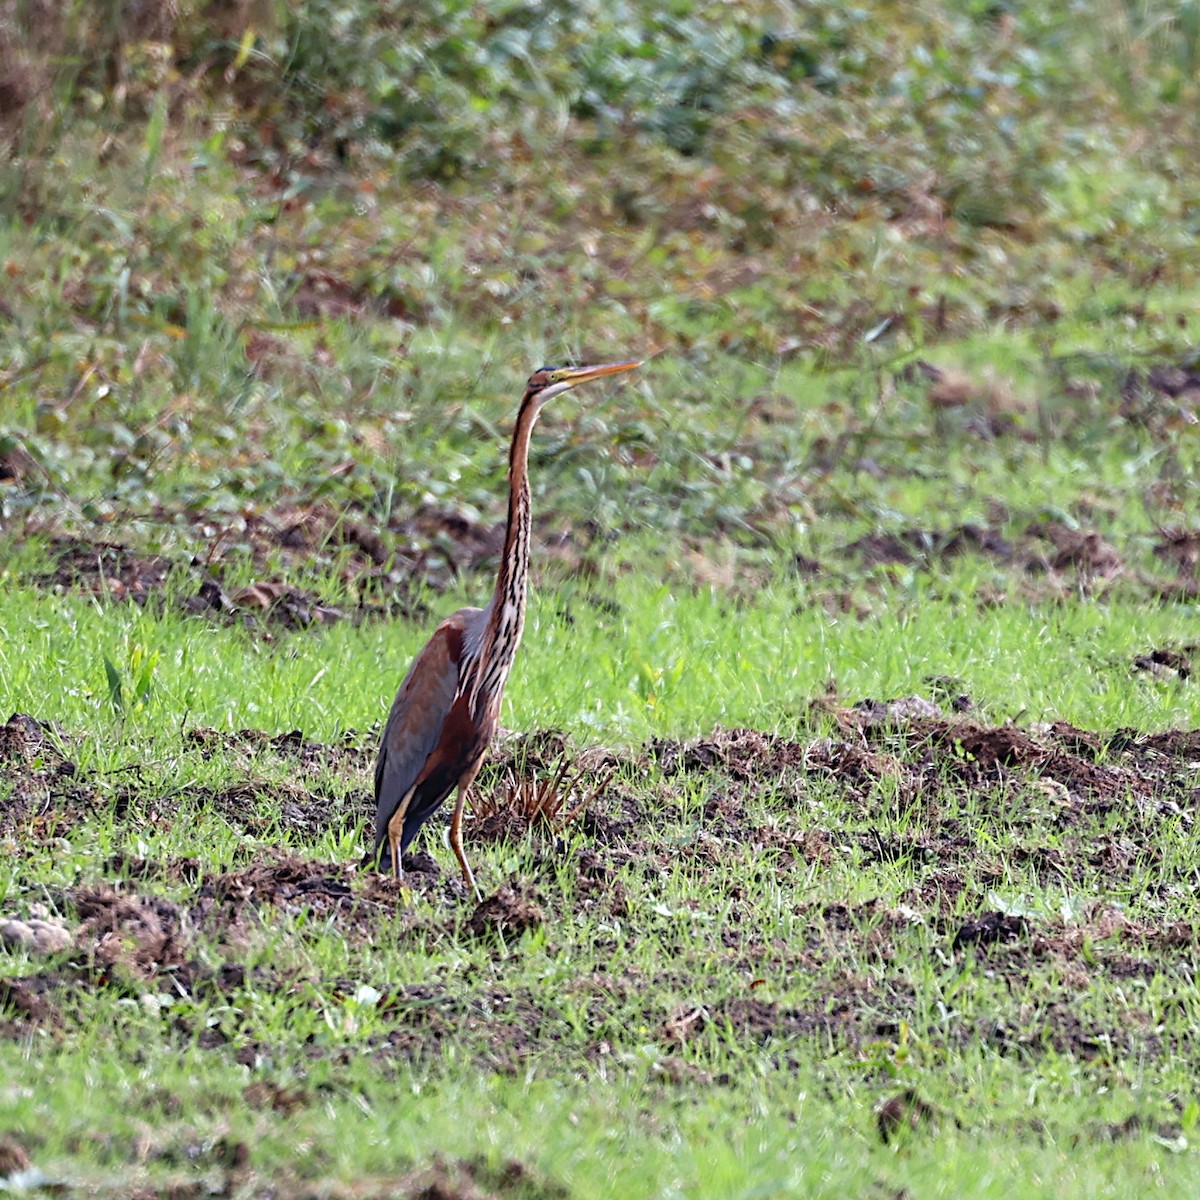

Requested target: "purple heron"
[{"left": 371, "top": 360, "right": 642, "bottom": 898}]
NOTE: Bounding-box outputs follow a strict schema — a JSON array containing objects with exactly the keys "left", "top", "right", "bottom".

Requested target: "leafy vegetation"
[{"left": 2, "top": 0, "right": 1200, "bottom": 1195}]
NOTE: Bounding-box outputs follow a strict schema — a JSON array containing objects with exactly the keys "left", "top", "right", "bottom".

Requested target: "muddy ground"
[
  {"left": 2, "top": 700, "right": 1198, "bottom": 1082},
  {"left": 6, "top": 503, "right": 1199, "bottom": 633}
]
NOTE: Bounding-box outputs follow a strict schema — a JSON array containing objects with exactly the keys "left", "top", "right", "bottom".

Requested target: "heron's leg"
[
  {"left": 450, "top": 763, "right": 483, "bottom": 901},
  {"left": 386, "top": 789, "right": 415, "bottom": 889}
]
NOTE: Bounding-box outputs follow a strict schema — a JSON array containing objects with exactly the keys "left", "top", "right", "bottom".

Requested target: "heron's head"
[{"left": 525, "top": 359, "right": 641, "bottom": 408}]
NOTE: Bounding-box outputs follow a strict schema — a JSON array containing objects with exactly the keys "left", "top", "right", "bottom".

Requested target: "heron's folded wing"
[{"left": 373, "top": 609, "right": 478, "bottom": 848}]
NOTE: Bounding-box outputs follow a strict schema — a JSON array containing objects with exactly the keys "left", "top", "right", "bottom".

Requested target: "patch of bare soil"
[
  {"left": 466, "top": 885, "right": 545, "bottom": 941},
  {"left": 650, "top": 726, "right": 808, "bottom": 782},
  {"left": 0, "top": 712, "right": 91, "bottom": 838},
  {"left": 0, "top": 712, "right": 68, "bottom": 765},
  {"left": 253, "top": 1155, "right": 570, "bottom": 1200},
  {"left": 8, "top": 503, "right": 603, "bottom": 630},
  {"left": 951, "top": 911, "right": 1029, "bottom": 952},
  {"left": 646, "top": 706, "right": 1167, "bottom": 817},
  {"left": 218, "top": 500, "right": 597, "bottom": 589},
  {"left": 1132, "top": 646, "right": 1194, "bottom": 680},
  {"left": 189, "top": 775, "right": 350, "bottom": 840},
  {"left": 21, "top": 531, "right": 425, "bottom": 631},
  {"left": 1121, "top": 356, "right": 1200, "bottom": 432},
  {"left": 202, "top": 856, "right": 354, "bottom": 910},
  {"left": 184, "top": 725, "right": 373, "bottom": 772},
  {"left": 74, "top": 884, "right": 189, "bottom": 977},
  {"left": 889, "top": 719, "right": 1144, "bottom": 800},
  {"left": 191, "top": 854, "right": 419, "bottom": 940},
  {"left": 1026, "top": 520, "right": 1124, "bottom": 577},
  {"left": 662, "top": 996, "right": 843, "bottom": 1048},
  {"left": 187, "top": 577, "right": 349, "bottom": 629},
  {"left": 1154, "top": 528, "right": 1200, "bottom": 578},
  {"left": 842, "top": 524, "right": 1015, "bottom": 566},
  {"left": 0, "top": 974, "right": 61, "bottom": 1034},
  {"left": 6, "top": 708, "right": 1200, "bottom": 1079},
  {"left": 243, "top": 1079, "right": 310, "bottom": 1116},
  {"left": 36, "top": 537, "right": 173, "bottom": 601},
  {"left": 876, "top": 1089, "right": 945, "bottom": 1144},
  {"left": 1118, "top": 727, "right": 1200, "bottom": 758},
  {"left": 833, "top": 517, "right": 1178, "bottom": 599}
]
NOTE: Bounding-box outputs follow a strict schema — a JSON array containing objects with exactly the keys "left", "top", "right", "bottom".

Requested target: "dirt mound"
[
  {"left": 73, "top": 884, "right": 189, "bottom": 977},
  {"left": 1123, "top": 728, "right": 1200, "bottom": 757},
  {"left": 0, "top": 712, "right": 68, "bottom": 763},
  {"left": 184, "top": 726, "right": 372, "bottom": 771},
  {"left": 1132, "top": 646, "right": 1194, "bottom": 680},
  {"left": 1154, "top": 528, "right": 1200, "bottom": 578},
  {"left": 650, "top": 710, "right": 1153, "bottom": 814},
  {"left": 0, "top": 713, "right": 89, "bottom": 838},
  {"left": 952, "top": 911, "right": 1030, "bottom": 952},
  {"left": 842, "top": 524, "right": 1015, "bottom": 566},
  {"left": 830, "top": 518, "right": 1159, "bottom": 599},
  {"left": 894, "top": 720, "right": 1143, "bottom": 799},
  {"left": 0, "top": 975, "right": 61, "bottom": 1032},
  {"left": 466, "top": 886, "right": 545, "bottom": 941},
  {"left": 36, "top": 538, "right": 173, "bottom": 601},
  {"left": 1027, "top": 521, "right": 1123, "bottom": 576},
  {"left": 650, "top": 726, "right": 808, "bottom": 781},
  {"left": 876, "top": 1089, "right": 945, "bottom": 1144},
  {"left": 190, "top": 855, "right": 417, "bottom": 938},
  {"left": 20, "top": 531, "right": 425, "bottom": 630},
  {"left": 663, "top": 996, "right": 841, "bottom": 1048},
  {"left": 352, "top": 1155, "right": 569, "bottom": 1200},
  {"left": 203, "top": 856, "right": 355, "bottom": 909}
]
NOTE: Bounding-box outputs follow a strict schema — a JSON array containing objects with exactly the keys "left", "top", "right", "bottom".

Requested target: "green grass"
[
  {"left": 0, "top": 566, "right": 1197, "bottom": 749},
  {"left": 2, "top": 567, "right": 1200, "bottom": 1194},
  {"left": 3, "top": 0, "right": 1200, "bottom": 1194},
  {"left": 5, "top": 1053, "right": 1197, "bottom": 1198}
]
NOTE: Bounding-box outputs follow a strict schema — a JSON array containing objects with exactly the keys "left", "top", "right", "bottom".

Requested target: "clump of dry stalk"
[{"left": 473, "top": 753, "right": 613, "bottom": 831}]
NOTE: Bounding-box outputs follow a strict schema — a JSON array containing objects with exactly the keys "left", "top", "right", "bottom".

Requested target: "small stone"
[
  {"left": 0, "top": 1135, "right": 31, "bottom": 1176},
  {"left": 0, "top": 916, "right": 73, "bottom": 956}
]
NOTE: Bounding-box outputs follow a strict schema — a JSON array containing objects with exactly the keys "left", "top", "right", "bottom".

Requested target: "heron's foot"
[
  {"left": 459, "top": 862, "right": 482, "bottom": 903},
  {"left": 449, "top": 845, "right": 481, "bottom": 901}
]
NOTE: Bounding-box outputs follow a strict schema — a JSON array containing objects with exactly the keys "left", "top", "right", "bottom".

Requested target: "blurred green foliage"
[
  {"left": 6, "top": 0, "right": 1200, "bottom": 192},
  {"left": 0, "top": 0, "right": 1198, "bottom": 573}
]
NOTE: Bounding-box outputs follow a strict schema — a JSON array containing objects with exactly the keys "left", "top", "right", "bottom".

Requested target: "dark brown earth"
[
  {"left": 24, "top": 531, "right": 430, "bottom": 630},
  {"left": 1132, "top": 646, "right": 1195, "bottom": 680},
  {"left": 876, "top": 1089, "right": 946, "bottom": 1145},
  {"left": 4, "top": 506, "right": 606, "bottom": 631},
  {"left": 0, "top": 1136, "right": 31, "bottom": 1177},
  {"left": 2, "top": 704, "right": 1200, "bottom": 1097},
  {"left": 115, "top": 1145, "right": 569, "bottom": 1200},
  {"left": 6, "top": 505, "right": 1199, "bottom": 630}
]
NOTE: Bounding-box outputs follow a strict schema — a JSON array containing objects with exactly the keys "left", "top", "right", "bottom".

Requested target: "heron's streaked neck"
[{"left": 483, "top": 390, "right": 539, "bottom": 679}]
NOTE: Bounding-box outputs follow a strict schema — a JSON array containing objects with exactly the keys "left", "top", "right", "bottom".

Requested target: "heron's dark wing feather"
[{"left": 372, "top": 607, "right": 482, "bottom": 856}]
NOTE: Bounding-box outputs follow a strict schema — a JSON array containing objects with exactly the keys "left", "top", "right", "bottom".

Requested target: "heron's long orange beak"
[{"left": 559, "top": 360, "right": 642, "bottom": 388}]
